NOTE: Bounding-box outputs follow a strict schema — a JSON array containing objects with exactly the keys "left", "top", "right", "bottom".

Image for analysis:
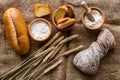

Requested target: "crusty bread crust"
[{"left": 3, "top": 8, "right": 30, "bottom": 55}]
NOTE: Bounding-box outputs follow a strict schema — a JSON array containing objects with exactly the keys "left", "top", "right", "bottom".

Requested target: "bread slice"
[
  {"left": 34, "top": 4, "right": 51, "bottom": 17},
  {"left": 57, "top": 18, "right": 76, "bottom": 29},
  {"left": 57, "top": 17, "right": 71, "bottom": 24},
  {"left": 67, "top": 5, "right": 74, "bottom": 18},
  {"left": 60, "top": 6, "right": 68, "bottom": 11},
  {"left": 54, "top": 6, "right": 67, "bottom": 22}
]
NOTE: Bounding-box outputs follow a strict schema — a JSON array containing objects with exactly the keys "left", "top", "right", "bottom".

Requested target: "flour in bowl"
[
  {"left": 31, "top": 21, "right": 50, "bottom": 40},
  {"left": 84, "top": 10, "right": 103, "bottom": 28}
]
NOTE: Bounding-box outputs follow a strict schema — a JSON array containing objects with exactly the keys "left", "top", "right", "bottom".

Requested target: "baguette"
[
  {"left": 57, "top": 18, "right": 76, "bottom": 29},
  {"left": 34, "top": 4, "right": 51, "bottom": 17},
  {"left": 3, "top": 8, "right": 30, "bottom": 55}
]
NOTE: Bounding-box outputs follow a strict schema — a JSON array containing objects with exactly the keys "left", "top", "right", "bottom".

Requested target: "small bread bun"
[
  {"left": 3, "top": 8, "right": 30, "bottom": 55},
  {"left": 57, "top": 18, "right": 76, "bottom": 29},
  {"left": 34, "top": 4, "right": 51, "bottom": 17}
]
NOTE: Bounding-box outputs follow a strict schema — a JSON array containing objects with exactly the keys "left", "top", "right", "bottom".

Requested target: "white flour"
[
  {"left": 84, "top": 10, "right": 102, "bottom": 28},
  {"left": 31, "top": 21, "right": 50, "bottom": 40}
]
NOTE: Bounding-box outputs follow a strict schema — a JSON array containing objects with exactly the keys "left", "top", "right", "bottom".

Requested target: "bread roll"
[{"left": 3, "top": 8, "right": 30, "bottom": 55}]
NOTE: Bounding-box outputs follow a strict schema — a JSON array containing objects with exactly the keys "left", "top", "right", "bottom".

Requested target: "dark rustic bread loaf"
[{"left": 73, "top": 28, "right": 116, "bottom": 75}]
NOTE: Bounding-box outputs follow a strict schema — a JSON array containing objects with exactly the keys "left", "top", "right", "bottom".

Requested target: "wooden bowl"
[
  {"left": 81, "top": 7, "right": 105, "bottom": 30},
  {"left": 28, "top": 18, "right": 52, "bottom": 41},
  {"left": 52, "top": 5, "right": 76, "bottom": 31}
]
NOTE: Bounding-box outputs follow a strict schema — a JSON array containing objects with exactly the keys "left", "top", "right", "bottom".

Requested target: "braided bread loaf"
[{"left": 73, "top": 28, "right": 116, "bottom": 75}]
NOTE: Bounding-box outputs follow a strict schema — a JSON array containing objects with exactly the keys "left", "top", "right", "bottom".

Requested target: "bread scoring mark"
[{"left": 9, "top": 9, "right": 20, "bottom": 51}]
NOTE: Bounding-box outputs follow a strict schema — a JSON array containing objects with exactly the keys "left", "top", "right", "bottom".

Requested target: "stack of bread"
[{"left": 52, "top": 5, "right": 76, "bottom": 30}]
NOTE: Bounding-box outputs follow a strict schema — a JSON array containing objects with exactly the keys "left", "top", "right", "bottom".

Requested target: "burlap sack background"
[{"left": 0, "top": 0, "right": 120, "bottom": 80}]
